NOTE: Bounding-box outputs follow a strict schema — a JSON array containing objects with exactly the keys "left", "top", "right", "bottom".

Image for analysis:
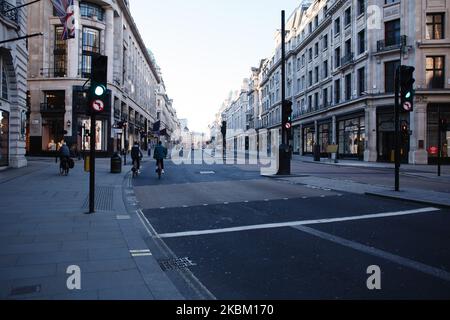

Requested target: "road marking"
[
  {"left": 293, "top": 226, "right": 450, "bottom": 283},
  {"left": 130, "top": 249, "right": 152, "bottom": 257},
  {"left": 116, "top": 215, "right": 131, "bottom": 220},
  {"left": 157, "top": 207, "right": 440, "bottom": 239},
  {"left": 200, "top": 171, "right": 215, "bottom": 175}
]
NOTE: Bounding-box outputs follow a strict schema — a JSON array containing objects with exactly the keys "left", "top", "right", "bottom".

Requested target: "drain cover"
[
  {"left": 10, "top": 285, "right": 41, "bottom": 297},
  {"left": 158, "top": 257, "right": 196, "bottom": 271}
]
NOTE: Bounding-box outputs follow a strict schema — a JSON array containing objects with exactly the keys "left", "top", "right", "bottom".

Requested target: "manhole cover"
[
  {"left": 10, "top": 285, "right": 41, "bottom": 297},
  {"left": 158, "top": 257, "right": 196, "bottom": 271},
  {"left": 82, "top": 186, "right": 114, "bottom": 211}
]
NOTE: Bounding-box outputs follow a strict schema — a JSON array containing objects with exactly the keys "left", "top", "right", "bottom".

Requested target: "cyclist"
[
  {"left": 153, "top": 141, "right": 167, "bottom": 174},
  {"left": 59, "top": 142, "right": 71, "bottom": 175},
  {"left": 131, "top": 142, "right": 143, "bottom": 174}
]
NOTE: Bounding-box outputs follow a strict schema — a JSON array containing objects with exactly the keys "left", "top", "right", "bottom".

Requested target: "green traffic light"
[
  {"left": 405, "top": 92, "right": 411, "bottom": 99},
  {"left": 94, "top": 85, "right": 106, "bottom": 96}
]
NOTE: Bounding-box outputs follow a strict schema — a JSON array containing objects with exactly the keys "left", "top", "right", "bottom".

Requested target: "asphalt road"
[{"left": 133, "top": 156, "right": 450, "bottom": 300}]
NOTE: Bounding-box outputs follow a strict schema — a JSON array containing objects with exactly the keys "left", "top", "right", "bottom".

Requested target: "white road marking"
[
  {"left": 200, "top": 171, "right": 215, "bottom": 175},
  {"left": 116, "top": 215, "right": 131, "bottom": 220},
  {"left": 157, "top": 207, "right": 440, "bottom": 239},
  {"left": 294, "top": 226, "right": 450, "bottom": 283},
  {"left": 130, "top": 249, "right": 152, "bottom": 257}
]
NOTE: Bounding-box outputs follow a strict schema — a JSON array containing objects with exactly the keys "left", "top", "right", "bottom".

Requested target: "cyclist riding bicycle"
[
  {"left": 131, "top": 142, "right": 143, "bottom": 174},
  {"left": 153, "top": 141, "right": 167, "bottom": 174},
  {"left": 59, "top": 142, "right": 71, "bottom": 175}
]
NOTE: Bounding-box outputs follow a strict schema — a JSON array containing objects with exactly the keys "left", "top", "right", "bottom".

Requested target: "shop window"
[
  {"left": 338, "top": 116, "right": 365, "bottom": 159},
  {"left": 0, "top": 110, "right": 9, "bottom": 167}
]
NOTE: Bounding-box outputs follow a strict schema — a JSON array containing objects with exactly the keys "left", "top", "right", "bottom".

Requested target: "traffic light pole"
[
  {"left": 438, "top": 105, "right": 442, "bottom": 177},
  {"left": 394, "top": 66, "right": 401, "bottom": 192},
  {"left": 277, "top": 10, "right": 291, "bottom": 176},
  {"left": 281, "top": 10, "right": 287, "bottom": 147},
  {"left": 89, "top": 113, "right": 96, "bottom": 214}
]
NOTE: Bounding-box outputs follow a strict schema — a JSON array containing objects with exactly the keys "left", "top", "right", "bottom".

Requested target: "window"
[
  {"left": 335, "top": 47, "right": 341, "bottom": 68},
  {"left": 315, "top": 42, "right": 319, "bottom": 57},
  {"left": 81, "top": 27, "right": 100, "bottom": 77},
  {"left": 345, "top": 73, "right": 352, "bottom": 101},
  {"left": 385, "top": 60, "right": 401, "bottom": 93},
  {"left": 314, "top": 92, "right": 319, "bottom": 110},
  {"left": 358, "top": 67, "right": 366, "bottom": 96},
  {"left": 0, "top": 110, "right": 9, "bottom": 167},
  {"left": 309, "top": 22, "right": 313, "bottom": 34},
  {"left": 358, "top": 29, "right": 366, "bottom": 54},
  {"left": 323, "top": 60, "right": 328, "bottom": 78},
  {"left": 323, "top": 34, "right": 328, "bottom": 50},
  {"left": 309, "top": 71, "right": 313, "bottom": 86},
  {"left": 426, "top": 56, "right": 445, "bottom": 89},
  {"left": 315, "top": 66, "right": 319, "bottom": 83},
  {"left": 385, "top": 19, "right": 401, "bottom": 46},
  {"left": 1, "top": 59, "right": 7, "bottom": 100},
  {"left": 345, "top": 7, "right": 351, "bottom": 27},
  {"left": 334, "top": 79, "right": 341, "bottom": 104},
  {"left": 54, "top": 26, "right": 67, "bottom": 77},
  {"left": 80, "top": 2, "right": 105, "bottom": 21},
  {"left": 334, "top": 18, "right": 341, "bottom": 35},
  {"left": 426, "top": 13, "right": 445, "bottom": 40},
  {"left": 314, "top": 16, "right": 319, "bottom": 28},
  {"left": 309, "top": 48, "right": 313, "bottom": 61},
  {"left": 323, "top": 88, "right": 328, "bottom": 107},
  {"left": 358, "top": 0, "right": 365, "bottom": 16}
]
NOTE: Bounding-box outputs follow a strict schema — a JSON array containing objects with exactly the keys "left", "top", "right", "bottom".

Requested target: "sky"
[{"left": 130, "top": 0, "right": 299, "bottom": 133}]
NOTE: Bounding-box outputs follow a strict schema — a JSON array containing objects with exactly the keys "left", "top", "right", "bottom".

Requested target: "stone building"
[
  {"left": 0, "top": 0, "right": 28, "bottom": 168},
  {"left": 27, "top": 0, "right": 161, "bottom": 156},
  {"left": 217, "top": 0, "right": 450, "bottom": 165}
]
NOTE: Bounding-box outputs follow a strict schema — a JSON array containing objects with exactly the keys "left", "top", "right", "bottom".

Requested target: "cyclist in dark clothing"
[
  {"left": 131, "top": 142, "right": 143, "bottom": 172},
  {"left": 153, "top": 141, "right": 168, "bottom": 174}
]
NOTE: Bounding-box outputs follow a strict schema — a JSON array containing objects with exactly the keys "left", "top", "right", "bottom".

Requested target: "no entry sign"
[{"left": 91, "top": 99, "right": 104, "bottom": 112}]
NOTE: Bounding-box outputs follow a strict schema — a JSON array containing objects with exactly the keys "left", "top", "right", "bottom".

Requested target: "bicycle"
[
  {"left": 60, "top": 157, "right": 70, "bottom": 176},
  {"left": 132, "top": 159, "right": 140, "bottom": 178},
  {"left": 156, "top": 160, "right": 162, "bottom": 180}
]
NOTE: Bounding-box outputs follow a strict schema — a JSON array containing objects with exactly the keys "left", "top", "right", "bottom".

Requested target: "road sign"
[
  {"left": 91, "top": 99, "right": 104, "bottom": 112},
  {"left": 403, "top": 101, "right": 412, "bottom": 112},
  {"left": 285, "top": 123, "right": 292, "bottom": 130}
]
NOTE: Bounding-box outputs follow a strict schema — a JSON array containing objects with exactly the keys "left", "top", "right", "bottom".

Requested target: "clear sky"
[{"left": 130, "top": 0, "right": 299, "bottom": 133}]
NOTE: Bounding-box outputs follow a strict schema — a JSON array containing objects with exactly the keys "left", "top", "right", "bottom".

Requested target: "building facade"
[
  {"left": 27, "top": 0, "right": 163, "bottom": 157},
  {"left": 0, "top": 0, "right": 28, "bottom": 168},
  {"left": 215, "top": 0, "right": 450, "bottom": 165}
]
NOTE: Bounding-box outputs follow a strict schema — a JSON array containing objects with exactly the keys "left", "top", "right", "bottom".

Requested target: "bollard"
[
  {"left": 84, "top": 155, "right": 90, "bottom": 172},
  {"left": 111, "top": 153, "right": 122, "bottom": 174}
]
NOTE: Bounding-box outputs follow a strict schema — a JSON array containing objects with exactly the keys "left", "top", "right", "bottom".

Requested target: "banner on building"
[{"left": 51, "top": 0, "right": 76, "bottom": 40}]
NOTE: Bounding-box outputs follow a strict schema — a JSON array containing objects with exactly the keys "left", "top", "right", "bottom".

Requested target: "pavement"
[{"left": 0, "top": 156, "right": 183, "bottom": 300}]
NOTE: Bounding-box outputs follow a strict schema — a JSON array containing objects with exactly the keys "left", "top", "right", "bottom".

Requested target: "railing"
[
  {"left": 0, "top": 0, "right": 18, "bottom": 23},
  {"left": 40, "top": 68, "right": 68, "bottom": 78},
  {"left": 341, "top": 53, "right": 354, "bottom": 67},
  {"left": 40, "top": 103, "right": 65, "bottom": 113},
  {"left": 376, "top": 36, "right": 405, "bottom": 52}
]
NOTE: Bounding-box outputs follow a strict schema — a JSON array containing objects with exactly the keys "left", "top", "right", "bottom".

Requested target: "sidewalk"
[
  {"left": 293, "top": 155, "right": 450, "bottom": 181},
  {"left": 0, "top": 157, "right": 183, "bottom": 300}
]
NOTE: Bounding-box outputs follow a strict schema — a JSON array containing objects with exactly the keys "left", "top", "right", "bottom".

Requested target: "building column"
[
  {"left": 409, "top": 101, "right": 428, "bottom": 165},
  {"left": 105, "top": 7, "right": 114, "bottom": 84},
  {"left": 299, "top": 123, "right": 303, "bottom": 155},
  {"left": 331, "top": 116, "right": 337, "bottom": 144},
  {"left": 364, "top": 106, "right": 377, "bottom": 162}
]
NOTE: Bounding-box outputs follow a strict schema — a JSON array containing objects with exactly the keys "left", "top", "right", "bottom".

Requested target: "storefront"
[
  {"left": 377, "top": 107, "right": 410, "bottom": 163},
  {"left": 318, "top": 122, "right": 332, "bottom": 156},
  {"left": 0, "top": 109, "right": 9, "bottom": 167},
  {"left": 337, "top": 113, "right": 365, "bottom": 160},
  {"left": 427, "top": 104, "right": 450, "bottom": 164},
  {"left": 39, "top": 90, "right": 66, "bottom": 154},
  {"left": 293, "top": 125, "right": 301, "bottom": 154},
  {"left": 302, "top": 124, "right": 315, "bottom": 155}
]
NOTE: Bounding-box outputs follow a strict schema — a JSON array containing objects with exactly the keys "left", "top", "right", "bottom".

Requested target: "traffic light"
[
  {"left": 401, "top": 123, "right": 409, "bottom": 135},
  {"left": 399, "top": 66, "right": 415, "bottom": 112},
  {"left": 88, "top": 55, "right": 108, "bottom": 114},
  {"left": 440, "top": 118, "right": 448, "bottom": 132},
  {"left": 282, "top": 100, "right": 293, "bottom": 130}
]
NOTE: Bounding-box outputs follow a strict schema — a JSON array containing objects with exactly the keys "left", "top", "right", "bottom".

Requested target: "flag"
[{"left": 51, "top": 0, "right": 76, "bottom": 40}]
